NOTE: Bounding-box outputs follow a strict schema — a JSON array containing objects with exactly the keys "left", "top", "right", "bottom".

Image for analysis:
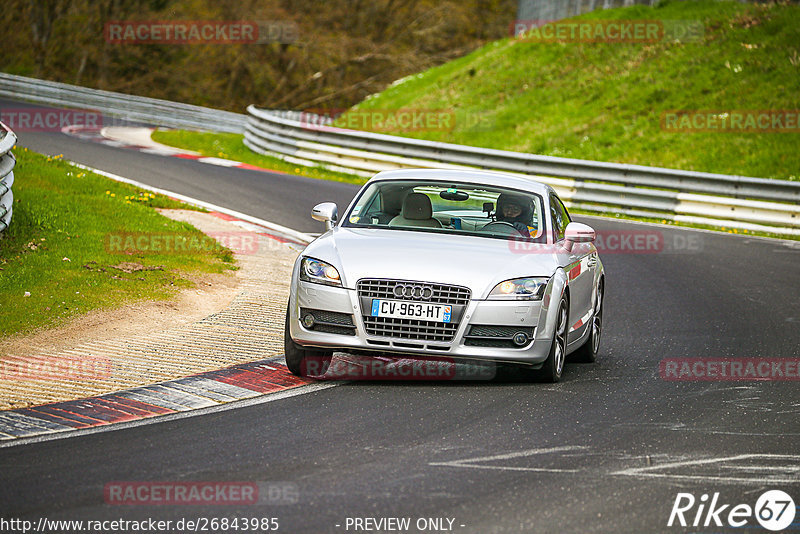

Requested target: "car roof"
[{"left": 368, "top": 168, "right": 553, "bottom": 196}]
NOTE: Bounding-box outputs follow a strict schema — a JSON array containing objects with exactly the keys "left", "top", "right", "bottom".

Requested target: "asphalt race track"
[
  {"left": 0, "top": 98, "right": 356, "bottom": 234},
  {"left": 2, "top": 98, "right": 799, "bottom": 533}
]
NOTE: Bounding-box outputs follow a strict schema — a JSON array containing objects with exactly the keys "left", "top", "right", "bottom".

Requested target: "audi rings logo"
[{"left": 393, "top": 284, "right": 434, "bottom": 300}]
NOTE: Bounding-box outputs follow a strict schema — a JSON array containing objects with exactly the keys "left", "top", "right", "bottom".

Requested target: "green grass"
[
  {"left": 150, "top": 129, "right": 367, "bottom": 186},
  {"left": 349, "top": 0, "right": 800, "bottom": 181},
  {"left": 0, "top": 148, "right": 236, "bottom": 337},
  {"left": 150, "top": 2, "right": 799, "bottom": 240}
]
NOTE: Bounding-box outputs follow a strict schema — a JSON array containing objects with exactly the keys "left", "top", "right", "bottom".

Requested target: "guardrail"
[
  {"left": 244, "top": 106, "right": 800, "bottom": 235},
  {"left": 0, "top": 121, "right": 17, "bottom": 233},
  {"left": 0, "top": 73, "right": 247, "bottom": 133}
]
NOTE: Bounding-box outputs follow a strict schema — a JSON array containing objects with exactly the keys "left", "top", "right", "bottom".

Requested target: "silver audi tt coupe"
[{"left": 284, "top": 169, "right": 605, "bottom": 382}]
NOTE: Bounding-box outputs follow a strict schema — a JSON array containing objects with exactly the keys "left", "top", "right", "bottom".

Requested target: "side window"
[
  {"left": 557, "top": 198, "right": 572, "bottom": 225},
  {"left": 370, "top": 192, "right": 382, "bottom": 213},
  {"left": 549, "top": 194, "right": 570, "bottom": 241}
]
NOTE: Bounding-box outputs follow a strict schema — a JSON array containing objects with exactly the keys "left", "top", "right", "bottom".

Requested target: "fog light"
[
  {"left": 512, "top": 332, "right": 529, "bottom": 346},
  {"left": 302, "top": 313, "right": 316, "bottom": 328}
]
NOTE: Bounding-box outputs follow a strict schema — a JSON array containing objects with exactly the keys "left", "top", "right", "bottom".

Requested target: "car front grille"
[
  {"left": 357, "top": 279, "right": 470, "bottom": 306},
  {"left": 357, "top": 279, "right": 471, "bottom": 342},
  {"left": 362, "top": 316, "right": 459, "bottom": 342}
]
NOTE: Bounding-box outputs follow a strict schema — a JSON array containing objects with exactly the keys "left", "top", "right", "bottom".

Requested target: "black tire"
[
  {"left": 284, "top": 306, "right": 333, "bottom": 378},
  {"left": 537, "top": 294, "right": 569, "bottom": 383},
  {"left": 571, "top": 280, "right": 603, "bottom": 364}
]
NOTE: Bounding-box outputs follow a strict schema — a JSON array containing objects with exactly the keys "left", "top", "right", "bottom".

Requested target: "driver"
[{"left": 496, "top": 193, "right": 536, "bottom": 237}]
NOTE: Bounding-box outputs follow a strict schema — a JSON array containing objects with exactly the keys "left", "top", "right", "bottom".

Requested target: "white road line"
[
  {"left": 616, "top": 453, "right": 800, "bottom": 473},
  {"left": 612, "top": 454, "right": 800, "bottom": 484},
  {"left": 430, "top": 445, "right": 588, "bottom": 473},
  {"left": 718, "top": 465, "right": 800, "bottom": 472},
  {"left": 611, "top": 473, "right": 800, "bottom": 485},
  {"left": 431, "top": 449, "right": 800, "bottom": 482},
  {"left": 673, "top": 429, "right": 800, "bottom": 436},
  {"left": 433, "top": 464, "right": 581, "bottom": 474},
  {"left": 197, "top": 157, "right": 243, "bottom": 167}
]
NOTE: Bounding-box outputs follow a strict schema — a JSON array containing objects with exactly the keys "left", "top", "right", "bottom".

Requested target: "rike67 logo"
[{"left": 668, "top": 490, "right": 796, "bottom": 531}]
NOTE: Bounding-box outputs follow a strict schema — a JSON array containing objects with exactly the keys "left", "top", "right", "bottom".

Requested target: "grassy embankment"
[
  {"left": 0, "top": 148, "right": 236, "bottom": 337},
  {"left": 350, "top": 0, "right": 799, "bottom": 180},
  {"left": 158, "top": 2, "right": 800, "bottom": 181},
  {"left": 152, "top": 1, "right": 799, "bottom": 238}
]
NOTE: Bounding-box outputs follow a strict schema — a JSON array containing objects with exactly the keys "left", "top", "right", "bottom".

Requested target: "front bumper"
[{"left": 289, "top": 280, "right": 556, "bottom": 366}]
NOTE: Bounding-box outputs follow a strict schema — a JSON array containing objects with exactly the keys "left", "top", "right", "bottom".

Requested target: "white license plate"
[{"left": 371, "top": 299, "right": 452, "bottom": 323}]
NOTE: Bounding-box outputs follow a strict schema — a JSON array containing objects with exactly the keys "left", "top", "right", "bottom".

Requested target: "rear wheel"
[
  {"left": 284, "top": 306, "right": 333, "bottom": 378},
  {"left": 571, "top": 281, "right": 603, "bottom": 363},
  {"left": 537, "top": 294, "right": 568, "bottom": 383}
]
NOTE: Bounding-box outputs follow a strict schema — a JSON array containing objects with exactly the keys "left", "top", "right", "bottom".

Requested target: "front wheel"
[
  {"left": 571, "top": 281, "right": 603, "bottom": 363},
  {"left": 538, "top": 294, "right": 568, "bottom": 383},
  {"left": 284, "top": 306, "right": 333, "bottom": 378}
]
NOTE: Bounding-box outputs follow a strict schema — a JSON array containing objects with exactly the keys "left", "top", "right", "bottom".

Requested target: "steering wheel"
[{"left": 481, "top": 221, "right": 526, "bottom": 236}]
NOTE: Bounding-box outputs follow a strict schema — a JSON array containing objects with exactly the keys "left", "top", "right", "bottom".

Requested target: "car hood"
[{"left": 303, "top": 227, "right": 559, "bottom": 297}]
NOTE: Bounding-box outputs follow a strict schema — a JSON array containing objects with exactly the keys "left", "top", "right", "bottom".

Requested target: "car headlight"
[
  {"left": 488, "top": 277, "right": 548, "bottom": 300},
  {"left": 300, "top": 257, "right": 342, "bottom": 287}
]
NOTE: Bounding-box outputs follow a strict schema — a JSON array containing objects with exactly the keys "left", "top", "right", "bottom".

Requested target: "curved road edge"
[
  {"left": 0, "top": 358, "right": 336, "bottom": 448},
  {"left": 0, "top": 164, "right": 324, "bottom": 446}
]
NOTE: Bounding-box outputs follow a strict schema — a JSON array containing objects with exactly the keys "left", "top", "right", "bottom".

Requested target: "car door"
[{"left": 550, "top": 194, "right": 595, "bottom": 344}]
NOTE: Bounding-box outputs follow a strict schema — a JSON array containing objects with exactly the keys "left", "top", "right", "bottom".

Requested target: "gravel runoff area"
[{"left": 0, "top": 209, "right": 301, "bottom": 409}]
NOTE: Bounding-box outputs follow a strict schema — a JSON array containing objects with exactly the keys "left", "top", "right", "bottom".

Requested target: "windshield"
[{"left": 343, "top": 180, "right": 546, "bottom": 242}]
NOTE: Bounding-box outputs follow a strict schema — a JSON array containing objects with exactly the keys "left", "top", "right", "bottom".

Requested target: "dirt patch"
[
  {"left": 0, "top": 210, "right": 241, "bottom": 360},
  {"left": 0, "top": 269, "right": 238, "bottom": 361},
  {"left": 109, "top": 261, "right": 164, "bottom": 273},
  {"left": 0, "top": 209, "right": 302, "bottom": 409}
]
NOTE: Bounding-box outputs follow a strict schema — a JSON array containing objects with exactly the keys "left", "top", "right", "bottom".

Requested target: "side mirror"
[
  {"left": 563, "top": 222, "right": 595, "bottom": 252},
  {"left": 311, "top": 202, "right": 338, "bottom": 231}
]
